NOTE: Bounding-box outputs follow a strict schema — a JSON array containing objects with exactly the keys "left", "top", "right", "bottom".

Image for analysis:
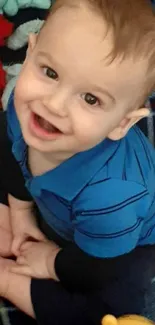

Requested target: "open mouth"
[
  {"left": 30, "top": 112, "right": 62, "bottom": 140},
  {"left": 34, "top": 114, "right": 61, "bottom": 134}
]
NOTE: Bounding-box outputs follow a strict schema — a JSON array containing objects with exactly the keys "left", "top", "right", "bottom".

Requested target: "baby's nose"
[{"left": 42, "top": 94, "right": 68, "bottom": 117}]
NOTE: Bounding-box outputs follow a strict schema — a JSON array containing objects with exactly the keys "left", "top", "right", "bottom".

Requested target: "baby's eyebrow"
[
  {"left": 92, "top": 85, "right": 115, "bottom": 103},
  {"left": 37, "top": 51, "right": 53, "bottom": 62},
  {"left": 37, "top": 50, "right": 62, "bottom": 70}
]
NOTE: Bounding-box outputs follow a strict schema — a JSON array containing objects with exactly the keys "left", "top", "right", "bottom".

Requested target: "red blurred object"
[
  {"left": 0, "top": 15, "right": 13, "bottom": 46},
  {"left": 0, "top": 62, "right": 6, "bottom": 108},
  {"left": 0, "top": 15, "right": 13, "bottom": 108}
]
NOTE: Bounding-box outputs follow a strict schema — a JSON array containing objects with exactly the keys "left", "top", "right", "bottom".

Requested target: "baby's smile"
[
  {"left": 30, "top": 112, "right": 63, "bottom": 140},
  {"left": 34, "top": 113, "right": 61, "bottom": 133}
]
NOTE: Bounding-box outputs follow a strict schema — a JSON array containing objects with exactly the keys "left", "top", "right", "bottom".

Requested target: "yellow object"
[{"left": 102, "top": 315, "right": 154, "bottom": 325}]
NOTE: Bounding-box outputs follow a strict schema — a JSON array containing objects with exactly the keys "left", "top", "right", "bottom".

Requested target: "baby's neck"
[{"left": 28, "top": 146, "right": 72, "bottom": 177}]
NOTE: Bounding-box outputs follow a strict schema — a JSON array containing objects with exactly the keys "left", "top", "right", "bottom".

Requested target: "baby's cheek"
[
  {"left": 14, "top": 76, "right": 28, "bottom": 101},
  {"left": 76, "top": 129, "right": 103, "bottom": 151}
]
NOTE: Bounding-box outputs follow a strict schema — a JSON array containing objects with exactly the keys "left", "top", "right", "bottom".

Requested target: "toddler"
[{"left": 0, "top": 1, "right": 155, "bottom": 324}]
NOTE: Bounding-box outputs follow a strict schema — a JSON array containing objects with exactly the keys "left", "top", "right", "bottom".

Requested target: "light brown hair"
[{"left": 47, "top": 0, "right": 155, "bottom": 100}]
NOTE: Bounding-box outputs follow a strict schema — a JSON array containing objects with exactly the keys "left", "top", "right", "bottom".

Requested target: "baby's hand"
[
  {"left": 10, "top": 241, "right": 60, "bottom": 280},
  {"left": 0, "top": 257, "right": 17, "bottom": 298},
  {"left": 0, "top": 204, "right": 12, "bottom": 257},
  {"left": 11, "top": 209, "right": 46, "bottom": 256}
]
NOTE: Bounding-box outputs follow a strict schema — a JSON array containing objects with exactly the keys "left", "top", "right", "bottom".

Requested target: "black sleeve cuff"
[
  {"left": 31, "top": 278, "right": 88, "bottom": 325},
  {"left": 0, "top": 112, "right": 32, "bottom": 202},
  {"left": 54, "top": 244, "right": 145, "bottom": 292},
  {"left": 0, "top": 190, "right": 8, "bottom": 206},
  {"left": 55, "top": 243, "right": 120, "bottom": 292}
]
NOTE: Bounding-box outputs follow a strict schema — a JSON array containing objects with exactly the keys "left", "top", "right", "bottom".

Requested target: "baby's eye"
[
  {"left": 43, "top": 67, "right": 58, "bottom": 80},
  {"left": 83, "top": 93, "right": 99, "bottom": 106}
]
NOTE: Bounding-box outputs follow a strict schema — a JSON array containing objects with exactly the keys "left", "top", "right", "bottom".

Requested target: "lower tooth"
[
  {"left": 36, "top": 115, "right": 59, "bottom": 133},
  {"left": 42, "top": 121, "right": 54, "bottom": 131}
]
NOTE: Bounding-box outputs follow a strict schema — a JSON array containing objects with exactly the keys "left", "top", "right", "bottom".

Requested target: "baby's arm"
[
  {"left": 0, "top": 257, "right": 34, "bottom": 317},
  {"left": 6, "top": 273, "right": 34, "bottom": 318},
  {"left": 0, "top": 203, "right": 12, "bottom": 256},
  {"left": 0, "top": 257, "right": 88, "bottom": 325},
  {"left": 0, "top": 111, "right": 43, "bottom": 256},
  {"left": 9, "top": 194, "right": 45, "bottom": 256}
]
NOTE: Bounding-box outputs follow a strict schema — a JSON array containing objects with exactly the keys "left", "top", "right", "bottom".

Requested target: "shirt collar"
[
  {"left": 34, "top": 138, "right": 120, "bottom": 200},
  {"left": 7, "top": 90, "right": 22, "bottom": 142}
]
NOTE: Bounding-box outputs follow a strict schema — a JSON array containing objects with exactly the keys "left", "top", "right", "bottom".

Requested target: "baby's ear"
[
  {"left": 102, "top": 315, "right": 118, "bottom": 325},
  {"left": 108, "top": 107, "right": 150, "bottom": 141},
  {"left": 26, "top": 33, "right": 37, "bottom": 57}
]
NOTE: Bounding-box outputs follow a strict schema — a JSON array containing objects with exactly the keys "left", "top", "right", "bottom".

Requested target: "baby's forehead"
[
  {"left": 35, "top": 7, "right": 150, "bottom": 102},
  {"left": 36, "top": 10, "right": 111, "bottom": 63},
  {"left": 36, "top": 27, "right": 148, "bottom": 83}
]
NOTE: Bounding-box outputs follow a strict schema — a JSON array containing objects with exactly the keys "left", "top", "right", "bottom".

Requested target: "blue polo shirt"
[{"left": 6, "top": 92, "right": 155, "bottom": 258}]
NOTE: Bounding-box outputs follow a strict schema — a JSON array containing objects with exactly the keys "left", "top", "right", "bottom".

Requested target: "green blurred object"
[{"left": 0, "top": 0, "right": 54, "bottom": 16}]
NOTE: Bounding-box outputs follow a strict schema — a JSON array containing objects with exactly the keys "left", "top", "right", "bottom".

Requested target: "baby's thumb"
[
  {"left": 32, "top": 228, "right": 46, "bottom": 242},
  {"left": 11, "top": 235, "right": 26, "bottom": 256}
]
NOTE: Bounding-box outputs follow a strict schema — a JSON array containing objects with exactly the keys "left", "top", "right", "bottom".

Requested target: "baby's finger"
[
  {"left": 32, "top": 229, "right": 47, "bottom": 242},
  {"left": 10, "top": 265, "right": 32, "bottom": 277},
  {"left": 20, "top": 241, "right": 33, "bottom": 252},
  {"left": 11, "top": 235, "right": 26, "bottom": 256},
  {"left": 16, "top": 255, "right": 26, "bottom": 265}
]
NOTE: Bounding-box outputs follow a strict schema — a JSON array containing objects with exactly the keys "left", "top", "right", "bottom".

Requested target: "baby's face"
[{"left": 14, "top": 4, "right": 148, "bottom": 159}]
